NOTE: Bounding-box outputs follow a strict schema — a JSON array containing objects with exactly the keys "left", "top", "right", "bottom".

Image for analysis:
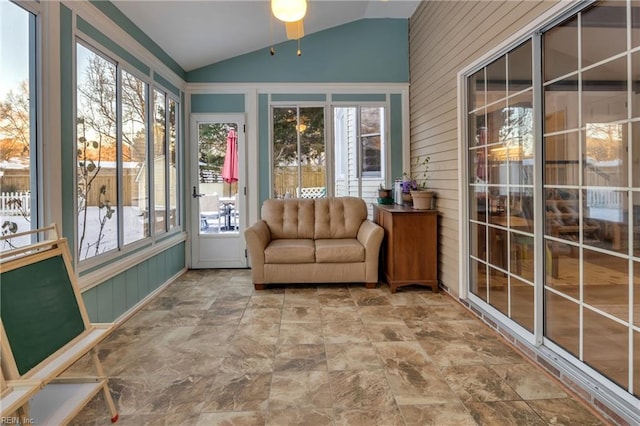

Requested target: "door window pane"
[
  {"left": 581, "top": 1, "right": 627, "bottom": 67},
  {"left": 544, "top": 132, "right": 580, "bottom": 186},
  {"left": 197, "top": 122, "right": 238, "bottom": 235},
  {"left": 543, "top": 17, "right": 579, "bottom": 82},
  {"left": 584, "top": 308, "right": 628, "bottom": 389},
  {"left": 508, "top": 40, "right": 532, "bottom": 94},
  {"left": 582, "top": 57, "right": 627, "bottom": 125},
  {"left": 468, "top": 68, "right": 485, "bottom": 111}
]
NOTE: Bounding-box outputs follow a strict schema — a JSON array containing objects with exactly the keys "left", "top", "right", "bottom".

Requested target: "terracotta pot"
[
  {"left": 410, "top": 190, "right": 434, "bottom": 210},
  {"left": 378, "top": 188, "right": 392, "bottom": 199},
  {"left": 401, "top": 192, "right": 413, "bottom": 206}
]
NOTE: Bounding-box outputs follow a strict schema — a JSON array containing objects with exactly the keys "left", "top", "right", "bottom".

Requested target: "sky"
[{"left": 0, "top": 0, "right": 29, "bottom": 100}]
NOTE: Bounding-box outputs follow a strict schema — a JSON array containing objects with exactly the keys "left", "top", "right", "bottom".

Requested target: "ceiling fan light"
[
  {"left": 285, "top": 20, "right": 304, "bottom": 40},
  {"left": 271, "top": 0, "right": 307, "bottom": 23}
]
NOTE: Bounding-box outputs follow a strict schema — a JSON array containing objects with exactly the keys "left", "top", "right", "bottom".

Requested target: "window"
[
  {"left": 0, "top": 1, "right": 38, "bottom": 251},
  {"left": 76, "top": 41, "right": 180, "bottom": 262},
  {"left": 333, "top": 105, "right": 387, "bottom": 213},
  {"left": 272, "top": 106, "right": 325, "bottom": 198}
]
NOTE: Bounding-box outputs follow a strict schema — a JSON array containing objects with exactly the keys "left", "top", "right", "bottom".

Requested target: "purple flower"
[{"left": 401, "top": 180, "right": 417, "bottom": 193}]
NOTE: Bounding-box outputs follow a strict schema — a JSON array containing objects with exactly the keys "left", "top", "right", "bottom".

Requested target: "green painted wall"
[
  {"left": 191, "top": 94, "right": 245, "bottom": 113},
  {"left": 187, "top": 19, "right": 409, "bottom": 83},
  {"left": 82, "top": 242, "right": 185, "bottom": 322}
]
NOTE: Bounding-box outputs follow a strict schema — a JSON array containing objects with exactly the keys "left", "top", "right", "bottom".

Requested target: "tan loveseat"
[{"left": 244, "top": 196, "right": 384, "bottom": 290}]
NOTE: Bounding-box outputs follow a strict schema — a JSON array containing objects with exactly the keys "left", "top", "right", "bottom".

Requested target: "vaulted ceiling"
[{"left": 112, "top": 0, "right": 421, "bottom": 72}]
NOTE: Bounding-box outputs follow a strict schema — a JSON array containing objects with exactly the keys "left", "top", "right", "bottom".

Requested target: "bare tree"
[{"left": 0, "top": 81, "right": 30, "bottom": 158}]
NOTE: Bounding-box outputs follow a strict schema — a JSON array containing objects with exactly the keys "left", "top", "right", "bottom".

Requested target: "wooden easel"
[{"left": 0, "top": 225, "right": 118, "bottom": 424}]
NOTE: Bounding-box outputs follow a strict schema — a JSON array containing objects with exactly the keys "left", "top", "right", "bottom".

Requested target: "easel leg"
[
  {"left": 90, "top": 350, "right": 119, "bottom": 423},
  {"left": 17, "top": 403, "right": 32, "bottom": 425}
]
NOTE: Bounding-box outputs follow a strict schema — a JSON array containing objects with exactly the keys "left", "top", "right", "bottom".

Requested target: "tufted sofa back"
[{"left": 261, "top": 197, "right": 367, "bottom": 240}]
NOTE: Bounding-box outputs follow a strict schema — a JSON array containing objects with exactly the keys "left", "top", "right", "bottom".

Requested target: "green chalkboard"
[{"left": 1, "top": 251, "right": 85, "bottom": 376}]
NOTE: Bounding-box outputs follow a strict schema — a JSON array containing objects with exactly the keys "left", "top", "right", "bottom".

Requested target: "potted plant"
[
  {"left": 408, "top": 155, "right": 434, "bottom": 210},
  {"left": 377, "top": 182, "right": 393, "bottom": 204}
]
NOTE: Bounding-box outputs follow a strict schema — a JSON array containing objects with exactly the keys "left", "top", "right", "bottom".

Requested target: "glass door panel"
[{"left": 190, "top": 114, "right": 246, "bottom": 269}]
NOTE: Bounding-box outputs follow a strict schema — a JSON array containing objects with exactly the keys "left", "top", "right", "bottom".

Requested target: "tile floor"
[{"left": 72, "top": 269, "right": 608, "bottom": 425}]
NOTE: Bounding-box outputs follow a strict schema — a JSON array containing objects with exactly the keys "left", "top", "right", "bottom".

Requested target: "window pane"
[
  {"left": 486, "top": 56, "right": 506, "bottom": 104},
  {"left": 583, "top": 249, "right": 628, "bottom": 321},
  {"left": 0, "top": 2, "right": 35, "bottom": 251},
  {"left": 545, "top": 290, "right": 580, "bottom": 357},
  {"left": 168, "top": 98, "right": 177, "bottom": 229},
  {"left": 543, "top": 17, "right": 579, "bottom": 82},
  {"left": 486, "top": 100, "right": 507, "bottom": 145},
  {"left": 632, "top": 51, "right": 640, "bottom": 118},
  {"left": 584, "top": 307, "right": 628, "bottom": 389},
  {"left": 508, "top": 40, "right": 532, "bottom": 94},
  {"left": 468, "top": 68, "right": 485, "bottom": 111},
  {"left": 360, "top": 107, "right": 383, "bottom": 178},
  {"left": 584, "top": 124, "right": 627, "bottom": 188},
  {"left": 544, "top": 132, "right": 580, "bottom": 186},
  {"left": 153, "top": 90, "right": 166, "bottom": 233},
  {"left": 272, "top": 107, "right": 298, "bottom": 198},
  {"left": 511, "top": 277, "right": 534, "bottom": 332},
  {"left": 544, "top": 78, "right": 579, "bottom": 132},
  {"left": 122, "top": 71, "right": 148, "bottom": 245},
  {"left": 76, "top": 44, "right": 118, "bottom": 260},
  {"left": 299, "top": 107, "right": 325, "bottom": 196},
  {"left": 581, "top": 1, "right": 627, "bottom": 67},
  {"left": 582, "top": 57, "right": 627, "bottom": 125}
]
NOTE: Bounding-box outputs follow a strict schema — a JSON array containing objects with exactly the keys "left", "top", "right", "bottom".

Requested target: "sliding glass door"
[{"left": 465, "top": 1, "right": 640, "bottom": 399}]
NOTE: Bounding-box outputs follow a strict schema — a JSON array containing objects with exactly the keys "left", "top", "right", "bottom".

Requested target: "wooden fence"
[{"left": 273, "top": 166, "right": 325, "bottom": 198}]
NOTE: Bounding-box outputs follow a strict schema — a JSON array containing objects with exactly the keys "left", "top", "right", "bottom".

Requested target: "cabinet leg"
[
  {"left": 254, "top": 283, "right": 265, "bottom": 290},
  {"left": 365, "top": 282, "right": 376, "bottom": 289}
]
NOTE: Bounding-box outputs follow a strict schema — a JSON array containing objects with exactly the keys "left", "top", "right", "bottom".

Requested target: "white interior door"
[{"left": 190, "top": 113, "right": 247, "bottom": 268}]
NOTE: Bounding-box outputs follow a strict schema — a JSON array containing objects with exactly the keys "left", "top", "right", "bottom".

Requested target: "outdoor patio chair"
[
  {"left": 200, "top": 193, "right": 221, "bottom": 231},
  {"left": 296, "top": 186, "right": 326, "bottom": 198}
]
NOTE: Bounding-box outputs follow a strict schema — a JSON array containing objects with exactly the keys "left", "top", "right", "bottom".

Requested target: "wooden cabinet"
[{"left": 373, "top": 204, "right": 439, "bottom": 293}]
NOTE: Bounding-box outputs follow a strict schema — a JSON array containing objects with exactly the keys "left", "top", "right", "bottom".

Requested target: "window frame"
[
  {"left": 269, "top": 103, "right": 327, "bottom": 198},
  {"left": 74, "top": 38, "right": 182, "bottom": 271}
]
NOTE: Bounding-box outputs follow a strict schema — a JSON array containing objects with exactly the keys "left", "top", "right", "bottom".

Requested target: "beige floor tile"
[{"left": 72, "top": 269, "right": 606, "bottom": 426}]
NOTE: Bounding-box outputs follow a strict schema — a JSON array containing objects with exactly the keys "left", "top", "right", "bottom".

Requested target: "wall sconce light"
[{"left": 271, "top": 0, "right": 307, "bottom": 23}]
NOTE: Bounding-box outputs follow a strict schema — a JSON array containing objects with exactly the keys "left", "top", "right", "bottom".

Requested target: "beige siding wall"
[{"left": 408, "top": 1, "right": 558, "bottom": 295}]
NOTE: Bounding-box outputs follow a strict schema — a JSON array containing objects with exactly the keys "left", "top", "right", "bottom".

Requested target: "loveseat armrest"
[
  {"left": 244, "top": 220, "right": 272, "bottom": 284},
  {"left": 357, "top": 220, "right": 384, "bottom": 285}
]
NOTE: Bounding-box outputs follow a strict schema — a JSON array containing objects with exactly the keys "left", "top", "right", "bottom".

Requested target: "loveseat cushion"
[
  {"left": 314, "top": 197, "right": 367, "bottom": 239},
  {"left": 315, "top": 239, "right": 365, "bottom": 263},
  {"left": 264, "top": 239, "right": 315, "bottom": 264},
  {"left": 262, "top": 199, "right": 315, "bottom": 239}
]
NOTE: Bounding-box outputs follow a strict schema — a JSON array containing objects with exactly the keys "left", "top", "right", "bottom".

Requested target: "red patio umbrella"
[{"left": 221, "top": 129, "right": 238, "bottom": 196}]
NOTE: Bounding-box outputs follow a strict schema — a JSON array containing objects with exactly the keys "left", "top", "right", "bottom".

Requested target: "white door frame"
[{"left": 189, "top": 113, "right": 247, "bottom": 268}]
